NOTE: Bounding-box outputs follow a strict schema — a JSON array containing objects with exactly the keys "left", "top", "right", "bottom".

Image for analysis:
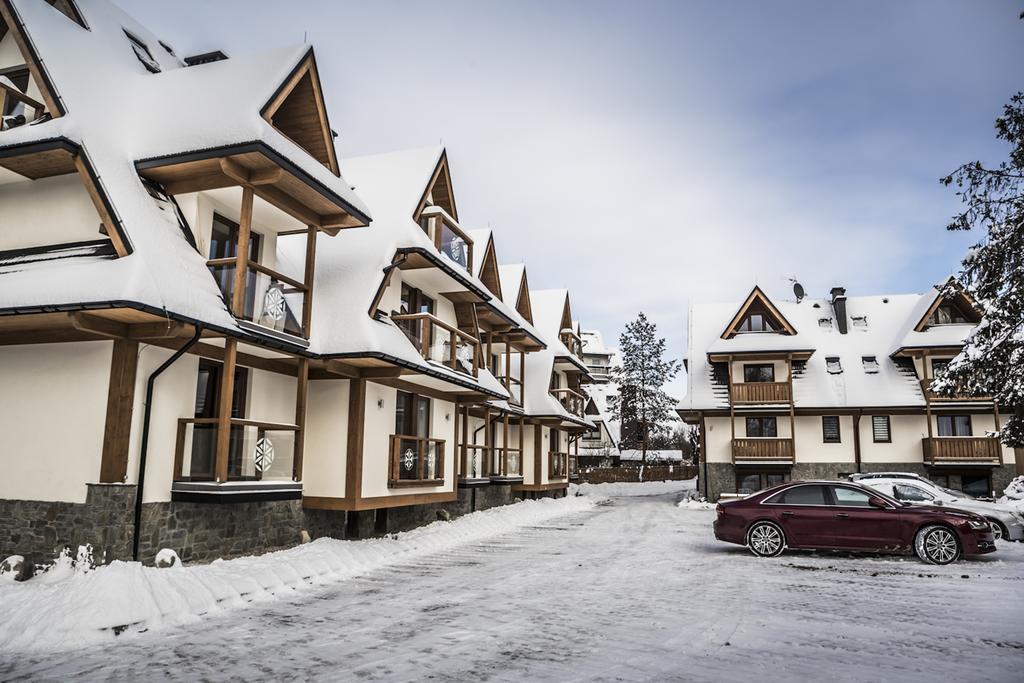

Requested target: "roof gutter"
[{"left": 132, "top": 324, "right": 204, "bottom": 561}]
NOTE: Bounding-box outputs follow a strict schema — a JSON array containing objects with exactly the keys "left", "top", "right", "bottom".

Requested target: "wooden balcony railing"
[
  {"left": 174, "top": 418, "right": 300, "bottom": 483},
  {"left": 569, "top": 455, "right": 579, "bottom": 480},
  {"left": 392, "top": 312, "right": 480, "bottom": 377},
  {"left": 489, "top": 445, "right": 524, "bottom": 478},
  {"left": 459, "top": 443, "right": 488, "bottom": 480},
  {"left": 207, "top": 258, "right": 309, "bottom": 338},
  {"left": 922, "top": 437, "right": 1002, "bottom": 465},
  {"left": 919, "top": 380, "right": 990, "bottom": 402},
  {"left": 420, "top": 206, "right": 474, "bottom": 271},
  {"left": 730, "top": 382, "right": 791, "bottom": 404},
  {"left": 560, "top": 330, "right": 583, "bottom": 358},
  {"left": 731, "top": 438, "right": 795, "bottom": 463},
  {"left": 549, "top": 452, "right": 569, "bottom": 479},
  {"left": 0, "top": 81, "right": 46, "bottom": 130},
  {"left": 389, "top": 434, "right": 445, "bottom": 487},
  {"left": 551, "top": 387, "right": 586, "bottom": 417},
  {"left": 496, "top": 374, "right": 523, "bottom": 404}
]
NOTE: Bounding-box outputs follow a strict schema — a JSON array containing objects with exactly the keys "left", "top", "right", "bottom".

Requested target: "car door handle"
[
  {"left": 835, "top": 513, "right": 849, "bottom": 519},
  {"left": 781, "top": 511, "right": 794, "bottom": 517}
]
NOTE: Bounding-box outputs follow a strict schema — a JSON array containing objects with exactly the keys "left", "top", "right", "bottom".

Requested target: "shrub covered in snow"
[
  {"left": 154, "top": 549, "right": 181, "bottom": 569},
  {"left": 0, "top": 555, "right": 31, "bottom": 582}
]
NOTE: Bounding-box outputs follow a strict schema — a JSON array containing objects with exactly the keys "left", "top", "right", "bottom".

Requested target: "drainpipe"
[
  {"left": 852, "top": 410, "right": 862, "bottom": 474},
  {"left": 132, "top": 324, "right": 204, "bottom": 561}
]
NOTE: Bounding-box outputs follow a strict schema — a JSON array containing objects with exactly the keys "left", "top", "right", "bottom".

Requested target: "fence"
[{"left": 576, "top": 465, "right": 698, "bottom": 485}]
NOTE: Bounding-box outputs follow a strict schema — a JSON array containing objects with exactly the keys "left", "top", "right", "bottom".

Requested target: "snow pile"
[
  {"left": 677, "top": 499, "right": 714, "bottom": 511},
  {"left": 999, "top": 476, "right": 1024, "bottom": 511},
  {"left": 0, "top": 495, "right": 593, "bottom": 653},
  {"left": 571, "top": 478, "right": 696, "bottom": 498}
]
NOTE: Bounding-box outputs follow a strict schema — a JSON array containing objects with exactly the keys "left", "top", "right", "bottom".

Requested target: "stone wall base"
[{"left": 700, "top": 461, "right": 1019, "bottom": 502}]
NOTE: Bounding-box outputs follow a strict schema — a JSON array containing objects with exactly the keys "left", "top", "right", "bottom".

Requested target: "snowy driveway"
[{"left": 3, "top": 488, "right": 1023, "bottom": 682}]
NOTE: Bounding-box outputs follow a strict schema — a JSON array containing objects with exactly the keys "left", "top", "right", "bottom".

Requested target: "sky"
[{"left": 121, "top": 0, "right": 1024, "bottom": 399}]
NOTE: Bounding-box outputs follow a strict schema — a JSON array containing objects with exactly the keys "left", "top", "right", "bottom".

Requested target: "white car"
[{"left": 851, "top": 473, "right": 1024, "bottom": 542}]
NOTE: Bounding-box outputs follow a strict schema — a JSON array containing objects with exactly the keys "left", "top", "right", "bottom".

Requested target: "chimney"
[{"left": 830, "top": 287, "right": 848, "bottom": 334}]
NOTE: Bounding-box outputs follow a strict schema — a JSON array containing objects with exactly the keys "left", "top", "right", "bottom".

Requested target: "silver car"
[{"left": 851, "top": 472, "right": 1024, "bottom": 542}]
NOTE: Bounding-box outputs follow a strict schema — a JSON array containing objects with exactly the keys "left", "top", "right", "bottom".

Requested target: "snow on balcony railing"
[{"left": 420, "top": 205, "right": 473, "bottom": 271}]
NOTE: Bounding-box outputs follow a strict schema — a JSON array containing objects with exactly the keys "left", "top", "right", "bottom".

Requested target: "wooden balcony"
[
  {"left": 388, "top": 434, "right": 445, "bottom": 487},
  {"left": 549, "top": 452, "right": 569, "bottom": 479},
  {"left": 730, "top": 382, "right": 791, "bottom": 404},
  {"left": 489, "top": 446, "right": 524, "bottom": 479},
  {"left": 550, "top": 387, "right": 586, "bottom": 417},
  {"left": 560, "top": 330, "right": 583, "bottom": 358},
  {"left": 420, "top": 206, "right": 474, "bottom": 271},
  {"left": 207, "top": 258, "right": 310, "bottom": 339},
  {"left": 0, "top": 81, "right": 47, "bottom": 130},
  {"left": 173, "top": 418, "right": 300, "bottom": 483},
  {"left": 732, "top": 438, "right": 795, "bottom": 463},
  {"left": 392, "top": 312, "right": 480, "bottom": 377},
  {"left": 922, "top": 437, "right": 1002, "bottom": 465},
  {"left": 920, "top": 380, "right": 990, "bottom": 402}
]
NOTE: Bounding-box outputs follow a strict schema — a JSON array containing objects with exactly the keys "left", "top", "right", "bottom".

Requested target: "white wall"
[
  {"left": 859, "top": 414, "right": 928, "bottom": 464},
  {"left": 792, "top": 415, "right": 856, "bottom": 463},
  {"left": 0, "top": 342, "right": 111, "bottom": 503},
  {"left": 303, "top": 379, "right": 349, "bottom": 498},
  {"left": 0, "top": 175, "right": 105, "bottom": 250}
]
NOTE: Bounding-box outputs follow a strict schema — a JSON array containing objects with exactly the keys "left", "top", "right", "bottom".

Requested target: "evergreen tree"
[
  {"left": 936, "top": 89, "right": 1024, "bottom": 446},
  {"left": 609, "top": 312, "right": 680, "bottom": 480}
]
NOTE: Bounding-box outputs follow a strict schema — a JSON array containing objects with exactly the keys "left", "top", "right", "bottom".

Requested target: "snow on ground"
[
  {"left": 570, "top": 477, "right": 696, "bottom": 498},
  {"left": 2, "top": 485, "right": 1023, "bottom": 682},
  {"left": 0, "top": 495, "right": 593, "bottom": 654}
]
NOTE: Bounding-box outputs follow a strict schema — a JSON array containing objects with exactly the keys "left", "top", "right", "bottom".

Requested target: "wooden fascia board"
[
  {"left": 913, "top": 288, "right": 983, "bottom": 333},
  {"left": 260, "top": 49, "right": 340, "bottom": 176},
  {"left": 720, "top": 286, "right": 797, "bottom": 339},
  {"left": 479, "top": 237, "right": 503, "bottom": 299},
  {"left": 516, "top": 272, "right": 534, "bottom": 324},
  {"left": 708, "top": 350, "right": 813, "bottom": 363},
  {"left": 0, "top": 0, "right": 65, "bottom": 117},
  {"left": 413, "top": 150, "right": 458, "bottom": 223}
]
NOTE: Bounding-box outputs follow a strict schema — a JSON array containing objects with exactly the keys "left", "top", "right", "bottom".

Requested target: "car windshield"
[{"left": 938, "top": 485, "right": 973, "bottom": 500}]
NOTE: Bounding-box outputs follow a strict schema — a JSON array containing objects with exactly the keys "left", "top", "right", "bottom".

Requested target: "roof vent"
[
  {"left": 862, "top": 356, "right": 879, "bottom": 374},
  {"left": 851, "top": 315, "right": 868, "bottom": 328},
  {"left": 818, "top": 317, "right": 833, "bottom": 329},
  {"left": 826, "top": 357, "right": 842, "bottom": 374},
  {"left": 184, "top": 50, "right": 229, "bottom": 66}
]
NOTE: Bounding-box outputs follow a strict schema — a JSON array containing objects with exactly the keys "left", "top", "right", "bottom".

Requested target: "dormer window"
[
  {"left": 124, "top": 30, "right": 161, "bottom": 73},
  {"left": 862, "top": 356, "right": 879, "bottom": 374},
  {"left": 929, "top": 303, "right": 968, "bottom": 325},
  {"left": 818, "top": 317, "right": 833, "bottom": 329},
  {"left": 737, "top": 312, "right": 775, "bottom": 333},
  {"left": 826, "top": 357, "right": 842, "bottom": 374}
]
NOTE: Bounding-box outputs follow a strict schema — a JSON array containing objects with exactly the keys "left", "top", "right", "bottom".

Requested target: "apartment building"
[{"left": 679, "top": 283, "right": 1020, "bottom": 502}]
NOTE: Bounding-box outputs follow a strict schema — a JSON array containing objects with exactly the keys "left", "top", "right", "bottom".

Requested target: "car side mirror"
[{"left": 868, "top": 497, "right": 889, "bottom": 509}]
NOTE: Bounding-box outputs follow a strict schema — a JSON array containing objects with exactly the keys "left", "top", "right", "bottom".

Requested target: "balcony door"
[
  {"left": 936, "top": 415, "right": 972, "bottom": 437},
  {"left": 399, "top": 284, "right": 435, "bottom": 347},
  {"left": 209, "top": 213, "right": 262, "bottom": 320},
  {"left": 394, "top": 391, "right": 434, "bottom": 482},
  {"left": 189, "top": 359, "right": 249, "bottom": 480}
]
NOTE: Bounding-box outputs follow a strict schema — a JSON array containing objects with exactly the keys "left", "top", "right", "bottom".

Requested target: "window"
[
  {"left": 745, "top": 416, "right": 777, "bottom": 438},
  {"left": 737, "top": 313, "right": 775, "bottom": 333},
  {"left": 825, "top": 357, "right": 842, "bottom": 374},
  {"left": 124, "top": 30, "right": 161, "bottom": 73},
  {"left": 822, "top": 416, "right": 841, "bottom": 443},
  {"left": 872, "top": 415, "right": 891, "bottom": 443},
  {"left": 961, "top": 474, "right": 991, "bottom": 499},
  {"left": 831, "top": 486, "right": 872, "bottom": 507},
  {"left": 208, "top": 213, "right": 262, "bottom": 320},
  {"left": 0, "top": 67, "right": 30, "bottom": 117},
  {"left": 937, "top": 415, "right": 972, "bottom": 437},
  {"left": 45, "top": 0, "right": 87, "bottom": 28},
  {"left": 743, "top": 363, "right": 775, "bottom": 383},
  {"left": 391, "top": 391, "right": 441, "bottom": 485},
  {"left": 187, "top": 360, "right": 249, "bottom": 480},
  {"left": 862, "top": 356, "right": 879, "bottom": 374},
  {"left": 892, "top": 484, "right": 935, "bottom": 503},
  {"left": 736, "top": 471, "right": 789, "bottom": 495},
  {"left": 929, "top": 303, "right": 968, "bottom": 326},
  {"left": 398, "top": 284, "right": 434, "bottom": 344},
  {"left": 766, "top": 485, "right": 827, "bottom": 505}
]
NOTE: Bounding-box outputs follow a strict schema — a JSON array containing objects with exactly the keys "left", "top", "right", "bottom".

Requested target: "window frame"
[
  {"left": 822, "top": 416, "right": 841, "bottom": 443},
  {"left": 735, "top": 471, "right": 790, "bottom": 495},
  {"left": 936, "top": 414, "right": 972, "bottom": 438},
  {"left": 871, "top": 415, "right": 891, "bottom": 443},
  {"left": 762, "top": 484, "right": 830, "bottom": 507},
  {"left": 743, "top": 363, "right": 775, "bottom": 383},
  {"left": 745, "top": 416, "right": 778, "bottom": 438},
  {"left": 390, "top": 390, "right": 444, "bottom": 487}
]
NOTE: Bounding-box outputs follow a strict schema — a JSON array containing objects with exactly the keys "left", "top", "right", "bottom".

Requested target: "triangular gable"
[
  {"left": 413, "top": 150, "right": 458, "bottom": 222},
  {"left": 45, "top": 0, "right": 87, "bottom": 29},
  {"left": 477, "top": 235, "right": 502, "bottom": 299},
  {"left": 720, "top": 286, "right": 797, "bottom": 339},
  {"left": 559, "top": 293, "right": 573, "bottom": 334},
  {"left": 0, "top": 0, "right": 65, "bottom": 118},
  {"left": 515, "top": 268, "right": 534, "bottom": 325},
  {"left": 914, "top": 279, "right": 982, "bottom": 331},
  {"left": 260, "top": 49, "right": 339, "bottom": 176}
]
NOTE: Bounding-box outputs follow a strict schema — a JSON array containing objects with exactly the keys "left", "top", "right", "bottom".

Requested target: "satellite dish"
[{"left": 793, "top": 282, "right": 805, "bottom": 302}]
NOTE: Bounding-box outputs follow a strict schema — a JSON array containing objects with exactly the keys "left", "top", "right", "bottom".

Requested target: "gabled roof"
[
  {"left": 0, "top": 0, "right": 369, "bottom": 340},
  {"left": 684, "top": 285, "right": 982, "bottom": 411},
  {"left": 893, "top": 278, "right": 981, "bottom": 354},
  {"left": 467, "top": 228, "right": 502, "bottom": 299},
  {"left": 413, "top": 148, "right": 457, "bottom": 222},
  {"left": 721, "top": 286, "right": 797, "bottom": 339},
  {"left": 498, "top": 263, "right": 534, "bottom": 325}
]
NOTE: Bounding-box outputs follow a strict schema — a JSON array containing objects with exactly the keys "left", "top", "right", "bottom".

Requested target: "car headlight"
[{"left": 967, "top": 519, "right": 990, "bottom": 530}]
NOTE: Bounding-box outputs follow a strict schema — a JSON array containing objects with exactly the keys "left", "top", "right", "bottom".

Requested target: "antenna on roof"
[
  {"left": 304, "top": 30, "right": 308, "bottom": 43},
  {"left": 789, "top": 277, "right": 805, "bottom": 303}
]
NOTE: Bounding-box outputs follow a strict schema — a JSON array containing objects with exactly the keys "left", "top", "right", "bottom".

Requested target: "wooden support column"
[
  {"left": 728, "top": 355, "right": 736, "bottom": 446},
  {"left": 923, "top": 352, "right": 934, "bottom": 439},
  {"left": 231, "top": 187, "right": 254, "bottom": 317},
  {"left": 502, "top": 413, "right": 510, "bottom": 476},
  {"left": 852, "top": 411, "right": 863, "bottom": 474},
  {"left": 453, "top": 400, "right": 461, "bottom": 478},
  {"left": 534, "top": 422, "right": 543, "bottom": 484},
  {"left": 301, "top": 225, "right": 317, "bottom": 336},
  {"left": 786, "top": 353, "right": 795, "bottom": 454},
  {"left": 461, "top": 403, "right": 470, "bottom": 476},
  {"left": 484, "top": 407, "right": 492, "bottom": 474},
  {"left": 215, "top": 339, "right": 238, "bottom": 483},
  {"left": 99, "top": 339, "right": 140, "bottom": 482},
  {"left": 293, "top": 357, "right": 309, "bottom": 481},
  {"left": 345, "top": 379, "right": 367, "bottom": 501}
]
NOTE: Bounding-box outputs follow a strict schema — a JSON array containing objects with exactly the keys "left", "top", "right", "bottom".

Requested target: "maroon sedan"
[{"left": 714, "top": 480, "right": 996, "bottom": 564}]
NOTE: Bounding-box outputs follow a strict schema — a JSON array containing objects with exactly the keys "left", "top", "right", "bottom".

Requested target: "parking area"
[{"left": 2, "top": 488, "right": 1023, "bottom": 682}]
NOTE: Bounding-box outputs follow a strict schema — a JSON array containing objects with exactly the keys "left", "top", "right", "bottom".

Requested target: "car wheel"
[
  {"left": 746, "top": 521, "right": 786, "bottom": 558},
  {"left": 986, "top": 519, "right": 1006, "bottom": 542},
  {"left": 914, "top": 525, "right": 962, "bottom": 565}
]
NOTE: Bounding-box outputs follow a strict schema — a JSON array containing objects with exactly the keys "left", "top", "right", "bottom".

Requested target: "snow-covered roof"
[
  {"left": 0, "top": 0, "right": 368, "bottom": 342},
  {"left": 530, "top": 289, "right": 589, "bottom": 375},
  {"left": 583, "top": 382, "right": 620, "bottom": 446},
  {"left": 580, "top": 328, "right": 614, "bottom": 358},
  {"left": 684, "top": 284, "right": 979, "bottom": 411}
]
